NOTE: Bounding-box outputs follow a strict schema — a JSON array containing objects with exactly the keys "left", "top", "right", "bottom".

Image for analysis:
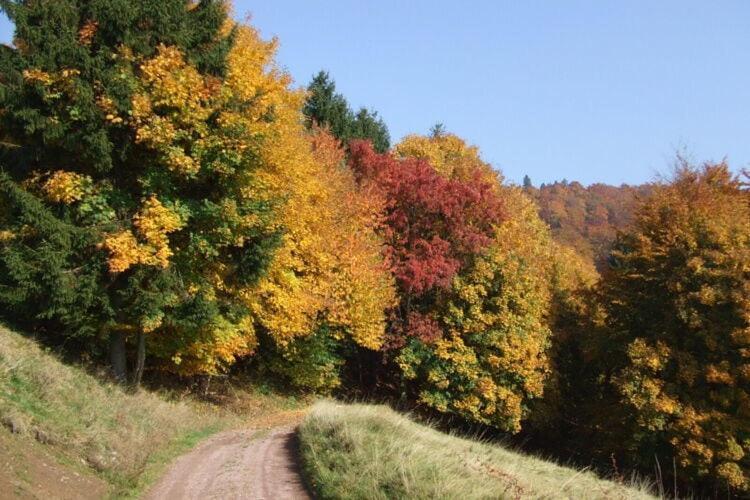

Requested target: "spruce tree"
[
  {"left": 303, "top": 70, "right": 390, "bottom": 152},
  {"left": 303, "top": 70, "right": 352, "bottom": 143},
  {"left": 0, "top": 1, "right": 281, "bottom": 385},
  {"left": 350, "top": 107, "right": 390, "bottom": 153}
]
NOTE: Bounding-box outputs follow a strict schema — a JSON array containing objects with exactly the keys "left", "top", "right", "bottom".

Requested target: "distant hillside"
[{"left": 527, "top": 181, "right": 652, "bottom": 267}]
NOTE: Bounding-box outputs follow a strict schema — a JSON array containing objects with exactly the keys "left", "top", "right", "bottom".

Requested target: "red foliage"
[
  {"left": 405, "top": 312, "right": 442, "bottom": 343},
  {"left": 348, "top": 140, "right": 503, "bottom": 296}
]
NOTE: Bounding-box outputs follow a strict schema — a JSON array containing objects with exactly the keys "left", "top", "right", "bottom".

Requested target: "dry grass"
[
  {"left": 0, "top": 324, "right": 307, "bottom": 497},
  {"left": 299, "top": 400, "right": 657, "bottom": 500}
]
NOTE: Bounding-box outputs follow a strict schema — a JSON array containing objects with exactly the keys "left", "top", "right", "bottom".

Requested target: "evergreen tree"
[
  {"left": 429, "top": 122, "right": 445, "bottom": 138},
  {"left": 303, "top": 71, "right": 352, "bottom": 143},
  {"left": 350, "top": 107, "right": 390, "bottom": 153},
  {"left": 303, "top": 70, "right": 390, "bottom": 152},
  {"left": 0, "top": 1, "right": 284, "bottom": 385},
  {"left": 523, "top": 174, "right": 533, "bottom": 189}
]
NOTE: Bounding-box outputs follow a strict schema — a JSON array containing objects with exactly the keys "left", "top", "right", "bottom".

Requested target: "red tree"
[{"left": 348, "top": 140, "right": 503, "bottom": 344}]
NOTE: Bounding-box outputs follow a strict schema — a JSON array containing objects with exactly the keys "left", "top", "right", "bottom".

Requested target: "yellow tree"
[
  {"left": 244, "top": 125, "right": 395, "bottom": 391},
  {"left": 394, "top": 132, "right": 500, "bottom": 186}
]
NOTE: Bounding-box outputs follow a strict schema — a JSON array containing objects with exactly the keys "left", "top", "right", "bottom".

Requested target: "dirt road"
[{"left": 145, "top": 427, "right": 311, "bottom": 500}]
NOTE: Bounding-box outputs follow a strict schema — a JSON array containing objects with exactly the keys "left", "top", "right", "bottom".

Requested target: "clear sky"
[{"left": 1, "top": 1, "right": 749, "bottom": 186}]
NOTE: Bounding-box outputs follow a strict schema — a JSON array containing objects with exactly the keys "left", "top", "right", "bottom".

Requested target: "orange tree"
[{"left": 604, "top": 162, "right": 750, "bottom": 492}]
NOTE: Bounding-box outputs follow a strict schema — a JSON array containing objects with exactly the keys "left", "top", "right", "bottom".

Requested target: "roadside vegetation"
[
  {"left": 0, "top": 323, "right": 304, "bottom": 498},
  {"left": 299, "top": 400, "right": 655, "bottom": 500}
]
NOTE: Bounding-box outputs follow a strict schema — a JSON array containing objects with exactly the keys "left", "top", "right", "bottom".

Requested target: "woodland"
[{"left": 0, "top": 1, "right": 748, "bottom": 496}]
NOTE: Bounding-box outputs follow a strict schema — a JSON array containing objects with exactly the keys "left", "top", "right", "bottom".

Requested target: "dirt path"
[{"left": 145, "top": 427, "right": 311, "bottom": 500}]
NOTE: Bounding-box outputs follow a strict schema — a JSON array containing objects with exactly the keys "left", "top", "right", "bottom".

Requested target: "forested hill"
[{"left": 527, "top": 180, "right": 652, "bottom": 267}]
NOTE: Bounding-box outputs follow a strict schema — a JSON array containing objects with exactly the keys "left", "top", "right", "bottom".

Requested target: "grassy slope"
[
  {"left": 299, "top": 401, "right": 657, "bottom": 500},
  {"left": 0, "top": 324, "right": 305, "bottom": 498}
]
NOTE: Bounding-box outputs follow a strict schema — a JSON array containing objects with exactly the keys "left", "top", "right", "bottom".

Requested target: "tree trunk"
[
  {"left": 132, "top": 331, "right": 146, "bottom": 388},
  {"left": 109, "top": 330, "right": 127, "bottom": 384}
]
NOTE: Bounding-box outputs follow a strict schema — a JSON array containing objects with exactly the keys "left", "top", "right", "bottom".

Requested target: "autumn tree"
[
  {"left": 348, "top": 140, "right": 501, "bottom": 304},
  {"left": 0, "top": 1, "right": 306, "bottom": 383},
  {"left": 603, "top": 161, "right": 750, "bottom": 493},
  {"left": 351, "top": 131, "right": 562, "bottom": 432},
  {"left": 245, "top": 127, "right": 395, "bottom": 392},
  {"left": 397, "top": 188, "right": 555, "bottom": 432},
  {"left": 394, "top": 132, "right": 499, "bottom": 185}
]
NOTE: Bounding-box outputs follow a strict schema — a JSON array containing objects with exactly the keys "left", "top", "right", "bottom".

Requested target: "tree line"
[{"left": 0, "top": 1, "right": 748, "bottom": 495}]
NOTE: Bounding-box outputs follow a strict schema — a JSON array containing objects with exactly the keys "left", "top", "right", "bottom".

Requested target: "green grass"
[
  {"left": 0, "top": 324, "right": 240, "bottom": 498},
  {"left": 299, "top": 400, "right": 657, "bottom": 500}
]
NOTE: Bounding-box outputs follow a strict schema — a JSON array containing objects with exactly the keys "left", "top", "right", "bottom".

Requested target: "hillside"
[
  {"left": 0, "top": 324, "right": 304, "bottom": 498},
  {"left": 529, "top": 181, "right": 651, "bottom": 266},
  {"left": 299, "top": 401, "right": 656, "bottom": 500}
]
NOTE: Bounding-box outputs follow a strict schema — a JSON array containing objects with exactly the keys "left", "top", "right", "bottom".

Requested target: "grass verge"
[
  {"left": 0, "top": 324, "right": 306, "bottom": 498},
  {"left": 299, "top": 400, "right": 656, "bottom": 500}
]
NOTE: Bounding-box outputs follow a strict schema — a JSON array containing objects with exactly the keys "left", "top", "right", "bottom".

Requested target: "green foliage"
[
  {"left": 349, "top": 107, "right": 390, "bottom": 154},
  {"left": 303, "top": 71, "right": 351, "bottom": 143},
  {"left": 0, "top": 1, "right": 281, "bottom": 378},
  {"left": 0, "top": 172, "right": 110, "bottom": 339},
  {"left": 261, "top": 323, "right": 345, "bottom": 393},
  {"left": 303, "top": 70, "right": 390, "bottom": 152}
]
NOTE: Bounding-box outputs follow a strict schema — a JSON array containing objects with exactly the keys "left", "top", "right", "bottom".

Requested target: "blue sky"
[{"left": 2, "top": 1, "right": 749, "bottom": 186}]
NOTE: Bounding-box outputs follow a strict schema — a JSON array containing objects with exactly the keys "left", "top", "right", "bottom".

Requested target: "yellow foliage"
[
  {"left": 167, "top": 315, "right": 257, "bottom": 376},
  {"left": 246, "top": 124, "right": 395, "bottom": 353},
  {"left": 130, "top": 45, "right": 212, "bottom": 176},
  {"left": 102, "top": 196, "right": 183, "bottom": 273},
  {"left": 102, "top": 231, "right": 142, "bottom": 274},
  {"left": 395, "top": 132, "right": 501, "bottom": 186},
  {"left": 145, "top": 24, "right": 390, "bottom": 376},
  {"left": 41, "top": 170, "right": 90, "bottom": 204}
]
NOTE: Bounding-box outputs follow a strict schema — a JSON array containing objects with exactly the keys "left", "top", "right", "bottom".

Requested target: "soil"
[
  {"left": 0, "top": 429, "right": 108, "bottom": 500},
  {"left": 144, "top": 426, "right": 311, "bottom": 500}
]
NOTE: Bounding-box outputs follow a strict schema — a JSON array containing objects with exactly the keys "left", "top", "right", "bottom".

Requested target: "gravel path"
[{"left": 145, "top": 427, "right": 311, "bottom": 499}]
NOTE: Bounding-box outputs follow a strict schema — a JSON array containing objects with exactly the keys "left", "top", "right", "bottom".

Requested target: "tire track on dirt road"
[{"left": 145, "top": 426, "right": 311, "bottom": 499}]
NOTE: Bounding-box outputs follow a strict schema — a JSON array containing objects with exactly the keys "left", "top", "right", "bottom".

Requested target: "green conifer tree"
[
  {"left": 303, "top": 70, "right": 390, "bottom": 152},
  {"left": 0, "top": 0, "right": 280, "bottom": 385}
]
